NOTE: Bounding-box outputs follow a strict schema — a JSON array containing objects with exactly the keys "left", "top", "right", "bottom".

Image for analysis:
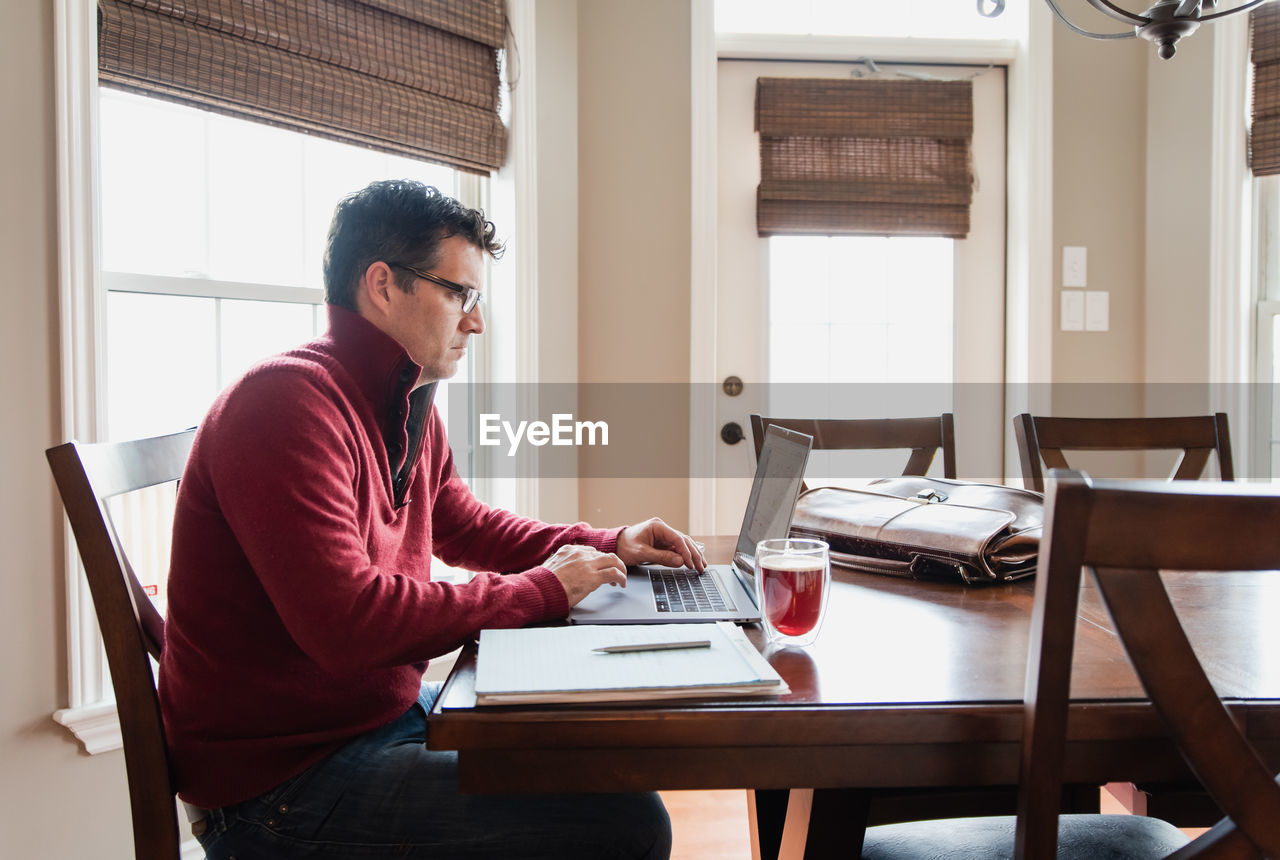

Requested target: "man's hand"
[
  {"left": 543, "top": 545, "right": 628, "bottom": 607},
  {"left": 615, "top": 517, "right": 706, "bottom": 572}
]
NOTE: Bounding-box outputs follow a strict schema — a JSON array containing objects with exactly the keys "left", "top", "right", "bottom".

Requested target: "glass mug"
[{"left": 754, "top": 538, "right": 831, "bottom": 647}]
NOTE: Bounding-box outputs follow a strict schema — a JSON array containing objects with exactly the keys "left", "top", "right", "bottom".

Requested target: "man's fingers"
[{"left": 598, "top": 553, "right": 627, "bottom": 587}]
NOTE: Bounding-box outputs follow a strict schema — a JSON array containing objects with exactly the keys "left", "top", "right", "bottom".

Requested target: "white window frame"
[
  {"left": 52, "top": 0, "right": 541, "bottom": 755},
  {"left": 1209, "top": 14, "right": 1257, "bottom": 481}
]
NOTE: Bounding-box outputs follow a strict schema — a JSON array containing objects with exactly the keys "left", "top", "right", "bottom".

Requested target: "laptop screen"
[{"left": 732, "top": 425, "right": 813, "bottom": 580}]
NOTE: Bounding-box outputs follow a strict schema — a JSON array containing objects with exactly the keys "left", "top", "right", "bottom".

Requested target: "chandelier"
[{"left": 979, "top": 0, "right": 1274, "bottom": 59}]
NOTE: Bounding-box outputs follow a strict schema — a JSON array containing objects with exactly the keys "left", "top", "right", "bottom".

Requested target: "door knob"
[{"left": 721, "top": 422, "right": 745, "bottom": 445}]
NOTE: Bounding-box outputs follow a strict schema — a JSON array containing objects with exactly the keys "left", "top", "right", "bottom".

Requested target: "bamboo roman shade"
[
  {"left": 97, "top": 0, "right": 507, "bottom": 174},
  {"left": 1252, "top": 2, "right": 1280, "bottom": 176},
  {"left": 756, "top": 77, "right": 974, "bottom": 238}
]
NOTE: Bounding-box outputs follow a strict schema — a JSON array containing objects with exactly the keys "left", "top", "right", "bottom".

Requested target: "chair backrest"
[
  {"left": 749, "top": 414, "right": 956, "bottom": 489},
  {"left": 1016, "top": 471, "right": 1280, "bottom": 859},
  {"left": 1013, "top": 412, "right": 1233, "bottom": 492},
  {"left": 46, "top": 429, "right": 196, "bottom": 860}
]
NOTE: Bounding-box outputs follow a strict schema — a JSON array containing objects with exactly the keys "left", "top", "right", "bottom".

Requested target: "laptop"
[{"left": 570, "top": 424, "right": 813, "bottom": 624}]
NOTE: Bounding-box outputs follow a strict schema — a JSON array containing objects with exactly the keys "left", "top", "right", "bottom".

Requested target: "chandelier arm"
[
  {"left": 1083, "top": 0, "right": 1152, "bottom": 25},
  {"left": 1199, "top": 0, "right": 1273, "bottom": 21},
  {"left": 1044, "top": 0, "right": 1140, "bottom": 38}
]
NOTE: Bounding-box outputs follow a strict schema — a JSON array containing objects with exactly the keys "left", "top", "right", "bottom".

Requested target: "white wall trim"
[
  {"left": 53, "top": 701, "right": 123, "bottom": 755},
  {"left": 55, "top": 0, "right": 116, "bottom": 751},
  {"left": 689, "top": 0, "right": 718, "bottom": 534},
  {"left": 504, "top": 0, "right": 541, "bottom": 518},
  {"left": 1209, "top": 15, "right": 1255, "bottom": 474},
  {"left": 1003, "top": 1, "right": 1055, "bottom": 481}
]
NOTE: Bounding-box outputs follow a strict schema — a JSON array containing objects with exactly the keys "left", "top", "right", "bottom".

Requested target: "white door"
[{"left": 709, "top": 60, "right": 1008, "bottom": 534}]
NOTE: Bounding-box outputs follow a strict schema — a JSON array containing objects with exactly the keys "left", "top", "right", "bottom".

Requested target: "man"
[{"left": 159, "top": 180, "right": 703, "bottom": 859}]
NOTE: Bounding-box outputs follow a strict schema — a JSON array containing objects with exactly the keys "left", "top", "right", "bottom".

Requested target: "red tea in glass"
[
  {"left": 760, "top": 555, "right": 825, "bottom": 635},
  {"left": 755, "top": 538, "right": 830, "bottom": 647}
]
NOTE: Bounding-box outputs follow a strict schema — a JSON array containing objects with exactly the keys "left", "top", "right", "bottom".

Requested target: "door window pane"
[{"left": 769, "top": 235, "right": 953, "bottom": 387}]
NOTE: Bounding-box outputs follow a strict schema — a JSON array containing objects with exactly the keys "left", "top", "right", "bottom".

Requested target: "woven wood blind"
[
  {"left": 98, "top": 0, "right": 507, "bottom": 174},
  {"left": 756, "top": 77, "right": 974, "bottom": 238},
  {"left": 1252, "top": 3, "right": 1280, "bottom": 176}
]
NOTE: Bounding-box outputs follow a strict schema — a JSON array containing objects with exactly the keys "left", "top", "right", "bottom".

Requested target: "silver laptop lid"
[{"left": 730, "top": 424, "right": 813, "bottom": 590}]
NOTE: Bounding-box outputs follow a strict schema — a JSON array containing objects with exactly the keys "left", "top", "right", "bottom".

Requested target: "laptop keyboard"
[{"left": 650, "top": 569, "right": 737, "bottom": 614}]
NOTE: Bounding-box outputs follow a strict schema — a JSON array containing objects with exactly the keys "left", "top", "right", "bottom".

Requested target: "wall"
[
  {"left": 0, "top": 2, "right": 136, "bottom": 857},
  {"left": 1051, "top": 25, "right": 1149, "bottom": 396},
  {"left": 1144, "top": 36, "right": 1214, "bottom": 388},
  {"left": 576, "top": 0, "right": 692, "bottom": 529},
  {"left": 1049, "top": 21, "right": 1217, "bottom": 479}
]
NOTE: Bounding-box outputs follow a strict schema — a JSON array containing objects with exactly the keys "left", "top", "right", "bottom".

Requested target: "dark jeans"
[{"left": 196, "top": 683, "right": 672, "bottom": 859}]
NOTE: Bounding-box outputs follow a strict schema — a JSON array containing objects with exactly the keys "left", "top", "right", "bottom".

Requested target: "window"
[
  {"left": 767, "top": 236, "right": 954, "bottom": 387},
  {"left": 99, "top": 88, "right": 464, "bottom": 441},
  {"left": 97, "top": 87, "right": 476, "bottom": 613},
  {"left": 714, "top": 0, "right": 1022, "bottom": 40}
]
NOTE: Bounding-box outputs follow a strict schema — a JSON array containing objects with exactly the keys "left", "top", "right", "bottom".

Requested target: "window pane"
[
  {"left": 206, "top": 114, "right": 307, "bottom": 287},
  {"left": 107, "top": 291, "right": 218, "bottom": 440},
  {"left": 107, "top": 486, "right": 177, "bottom": 615},
  {"left": 715, "top": 0, "right": 1021, "bottom": 39},
  {"left": 219, "top": 299, "right": 319, "bottom": 385},
  {"left": 99, "top": 90, "right": 208, "bottom": 276}
]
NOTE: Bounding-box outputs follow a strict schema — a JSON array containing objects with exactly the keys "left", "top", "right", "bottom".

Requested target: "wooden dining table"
[{"left": 427, "top": 536, "right": 1280, "bottom": 858}]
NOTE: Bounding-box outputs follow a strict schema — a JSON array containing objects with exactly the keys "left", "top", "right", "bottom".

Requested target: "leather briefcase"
[{"left": 788, "top": 477, "right": 1043, "bottom": 585}]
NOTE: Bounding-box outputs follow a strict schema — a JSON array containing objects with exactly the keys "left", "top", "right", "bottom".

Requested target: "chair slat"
[
  {"left": 1013, "top": 414, "right": 1233, "bottom": 492},
  {"left": 749, "top": 414, "right": 957, "bottom": 487}
]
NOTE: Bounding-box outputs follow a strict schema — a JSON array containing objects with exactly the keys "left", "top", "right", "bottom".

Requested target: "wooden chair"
[
  {"left": 47, "top": 429, "right": 196, "bottom": 860},
  {"left": 1013, "top": 412, "right": 1235, "bottom": 825},
  {"left": 749, "top": 414, "right": 957, "bottom": 487},
  {"left": 1014, "top": 413, "right": 1233, "bottom": 493},
  {"left": 861, "top": 471, "right": 1280, "bottom": 859}
]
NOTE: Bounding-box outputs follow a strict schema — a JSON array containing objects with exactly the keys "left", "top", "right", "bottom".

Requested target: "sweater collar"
[
  {"left": 324, "top": 304, "right": 422, "bottom": 415},
  {"left": 324, "top": 306, "right": 438, "bottom": 507}
]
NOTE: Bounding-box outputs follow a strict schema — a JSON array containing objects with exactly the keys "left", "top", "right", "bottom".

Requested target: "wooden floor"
[
  {"left": 661, "top": 788, "right": 1208, "bottom": 860},
  {"left": 661, "top": 790, "right": 752, "bottom": 860}
]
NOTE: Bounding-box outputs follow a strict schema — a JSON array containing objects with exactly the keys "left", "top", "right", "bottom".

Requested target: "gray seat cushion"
[{"left": 861, "top": 814, "right": 1190, "bottom": 860}]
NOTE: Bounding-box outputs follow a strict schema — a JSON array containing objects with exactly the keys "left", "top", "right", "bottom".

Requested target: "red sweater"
[{"left": 159, "top": 306, "right": 620, "bottom": 808}]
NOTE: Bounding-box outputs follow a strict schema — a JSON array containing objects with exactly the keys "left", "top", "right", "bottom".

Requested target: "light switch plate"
[
  {"left": 1085, "top": 290, "right": 1109, "bottom": 331},
  {"left": 1063, "top": 246, "right": 1087, "bottom": 288},
  {"left": 1061, "top": 290, "right": 1084, "bottom": 331}
]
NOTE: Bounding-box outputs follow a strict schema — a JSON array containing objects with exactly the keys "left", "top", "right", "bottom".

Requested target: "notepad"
[{"left": 474, "top": 621, "right": 788, "bottom": 705}]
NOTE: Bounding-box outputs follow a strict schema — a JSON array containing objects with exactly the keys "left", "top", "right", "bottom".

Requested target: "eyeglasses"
[{"left": 389, "top": 262, "right": 483, "bottom": 314}]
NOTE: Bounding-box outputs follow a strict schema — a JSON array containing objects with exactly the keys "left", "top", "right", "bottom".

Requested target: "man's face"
[{"left": 383, "top": 234, "right": 485, "bottom": 384}]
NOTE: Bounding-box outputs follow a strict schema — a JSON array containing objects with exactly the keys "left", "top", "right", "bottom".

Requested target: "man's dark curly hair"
[{"left": 322, "top": 179, "right": 504, "bottom": 310}]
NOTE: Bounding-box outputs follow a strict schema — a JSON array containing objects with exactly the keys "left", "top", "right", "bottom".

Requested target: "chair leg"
[{"left": 749, "top": 788, "right": 872, "bottom": 860}]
